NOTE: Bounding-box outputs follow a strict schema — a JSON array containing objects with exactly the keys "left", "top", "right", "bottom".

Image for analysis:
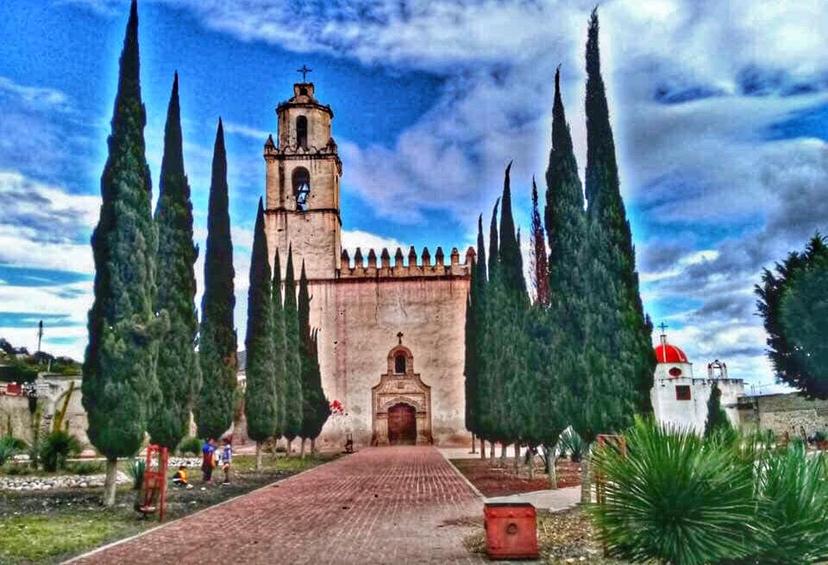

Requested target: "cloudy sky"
[{"left": 1, "top": 0, "right": 826, "bottom": 392}]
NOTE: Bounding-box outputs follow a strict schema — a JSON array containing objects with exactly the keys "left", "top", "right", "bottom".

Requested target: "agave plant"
[
  {"left": 38, "top": 430, "right": 80, "bottom": 472},
  {"left": 590, "top": 418, "right": 759, "bottom": 565},
  {"left": 0, "top": 436, "right": 27, "bottom": 466},
  {"left": 556, "top": 427, "right": 585, "bottom": 462},
  {"left": 750, "top": 444, "right": 828, "bottom": 564},
  {"left": 126, "top": 458, "right": 146, "bottom": 491}
]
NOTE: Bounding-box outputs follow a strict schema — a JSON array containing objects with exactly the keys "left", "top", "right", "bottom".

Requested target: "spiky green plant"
[
  {"left": 39, "top": 430, "right": 81, "bottom": 472},
  {"left": 0, "top": 436, "right": 27, "bottom": 466},
  {"left": 590, "top": 418, "right": 758, "bottom": 564},
  {"left": 750, "top": 444, "right": 828, "bottom": 563}
]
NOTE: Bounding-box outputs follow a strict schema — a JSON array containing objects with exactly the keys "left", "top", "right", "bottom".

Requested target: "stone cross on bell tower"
[{"left": 263, "top": 78, "right": 343, "bottom": 280}]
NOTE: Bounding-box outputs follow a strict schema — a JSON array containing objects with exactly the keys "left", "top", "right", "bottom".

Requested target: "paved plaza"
[{"left": 71, "top": 446, "right": 485, "bottom": 564}]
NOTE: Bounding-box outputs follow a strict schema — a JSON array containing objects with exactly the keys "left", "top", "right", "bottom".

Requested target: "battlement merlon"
[{"left": 338, "top": 246, "right": 476, "bottom": 279}]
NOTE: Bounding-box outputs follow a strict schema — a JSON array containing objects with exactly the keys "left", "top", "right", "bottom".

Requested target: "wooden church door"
[{"left": 387, "top": 403, "right": 416, "bottom": 445}]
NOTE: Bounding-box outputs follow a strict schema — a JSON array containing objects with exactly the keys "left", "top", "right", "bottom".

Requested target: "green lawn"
[
  {"left": 0, "top": 452, "right": 338, "bottom": 564},
  {"left": 0, "top": 513, "right": 144, "bottom": 564}
]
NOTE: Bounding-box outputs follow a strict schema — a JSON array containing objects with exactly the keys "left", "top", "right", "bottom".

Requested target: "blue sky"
[{"left": 1, "top": 0, "right": 826, "bottom": 392}]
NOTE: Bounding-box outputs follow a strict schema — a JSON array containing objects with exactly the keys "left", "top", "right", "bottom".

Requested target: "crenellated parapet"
[{"left": 339, "top": 245, "right": 475, "bottom": 279}]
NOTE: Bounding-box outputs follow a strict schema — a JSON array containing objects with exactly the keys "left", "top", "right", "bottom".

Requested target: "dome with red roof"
[{"left": 654, "top": 343, "right": 688, "bottom": 364}]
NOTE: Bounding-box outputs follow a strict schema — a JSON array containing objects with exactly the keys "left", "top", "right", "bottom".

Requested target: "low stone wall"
[
  {"left": 0, "top": 471, "right": 130, "bottom": 491},
  {"left": 738, "top": 393, "right": 828, "bottom": 438}
]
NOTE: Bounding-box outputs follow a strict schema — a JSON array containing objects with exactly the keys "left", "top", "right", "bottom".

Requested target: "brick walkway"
[{"left": 72, "top": 447, "right": 485, "bottom": 564}]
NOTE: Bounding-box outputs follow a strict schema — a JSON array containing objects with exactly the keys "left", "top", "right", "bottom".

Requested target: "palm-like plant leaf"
[{"left": 590, "top": 418, "right": 759, "bottom": 564}]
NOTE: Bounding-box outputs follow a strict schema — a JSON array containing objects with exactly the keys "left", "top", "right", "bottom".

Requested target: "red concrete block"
[{"left": 483, "top": 502, "right": 538, "bottom": 560}]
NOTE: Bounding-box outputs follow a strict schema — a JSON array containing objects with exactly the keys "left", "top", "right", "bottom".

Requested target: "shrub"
[
  {"left": 750, "top": 444, "right": 828, "bottom": 563},
  {"left": 126, "top": 458, "right": 145, "bottom": 491},
  {"left": 176, "top": 436, "right": 202, "bottom": 456},
  {"left": 39, "top": 430, "right": 80, "bottom": 472},
  {"left": 590, "top": 418, "right": 758, "bottom": 565},
  {"left": 556, "top": 428, "right": 585, "bottom": 462},
  {"left": 0, "top": 436, "right": 27, "bottom": 466},
  {"left": 66, "top": 461, "right": 105, "bottom": 475}
]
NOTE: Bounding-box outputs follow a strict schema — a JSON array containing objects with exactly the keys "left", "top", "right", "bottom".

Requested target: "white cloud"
[
  {"left": 0, "top": 76, "right": 69, "bottom": 108},
  {"left": 223, "top": 121, "right": 270, "bottom": 142}
]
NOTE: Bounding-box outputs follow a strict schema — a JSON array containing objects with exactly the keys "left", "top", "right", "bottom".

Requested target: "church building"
[{"left": 262, "top": 80, "right": 473, "bottom": 448}]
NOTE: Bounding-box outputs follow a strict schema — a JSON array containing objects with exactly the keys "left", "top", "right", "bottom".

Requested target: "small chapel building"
[
  {"left": 261, "top": 81, "right": 473, "bottom": 448},
  {"left": 650, "top": 329, "right": 744, "bottom": 434}
]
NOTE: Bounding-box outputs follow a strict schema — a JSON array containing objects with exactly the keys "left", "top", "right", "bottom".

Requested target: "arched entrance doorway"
[
  {"left": 371, "top": 342, "right": 433, "bottom": 445},
  {"left": 387, "top": 403, "right": 416, "bottom": 445}
]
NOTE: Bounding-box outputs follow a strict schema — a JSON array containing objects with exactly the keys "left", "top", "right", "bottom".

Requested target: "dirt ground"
[{"left": 451, "top": 457, "right": 581, "bottom": 497}]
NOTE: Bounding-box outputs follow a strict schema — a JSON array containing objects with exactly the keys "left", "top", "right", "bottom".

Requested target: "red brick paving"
[{"left": 71, "top": 447, "right": 485, "bottom": 564}]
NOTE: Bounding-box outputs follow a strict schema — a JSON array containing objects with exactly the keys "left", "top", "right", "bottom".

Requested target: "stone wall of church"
[{"left": 305, "top": 272, "right": 471, "bottom": 449}]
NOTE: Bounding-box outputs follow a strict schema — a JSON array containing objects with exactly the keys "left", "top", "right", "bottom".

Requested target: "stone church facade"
[{"left": 262, "top": 82, "right": 473, "bottom": 449}]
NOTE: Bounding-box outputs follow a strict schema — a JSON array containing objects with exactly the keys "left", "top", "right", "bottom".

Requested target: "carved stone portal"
[{"left": 371, "top": 344, "right": 433, "bottom": 445}]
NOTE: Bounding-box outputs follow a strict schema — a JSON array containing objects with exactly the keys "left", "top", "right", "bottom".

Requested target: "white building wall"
[{"left": 652, "top": 374, "right": 744, "bottom": 434}]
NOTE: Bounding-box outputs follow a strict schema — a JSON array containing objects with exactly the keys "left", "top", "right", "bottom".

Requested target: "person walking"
[
  {"left": 221, "top": 437, "right": 233, "bottom": 485},
  {"left": 201, "top": 438, "right": 216, "bottom": 483}
]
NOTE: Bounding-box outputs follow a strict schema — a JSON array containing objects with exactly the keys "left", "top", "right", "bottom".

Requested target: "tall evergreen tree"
[
  {"left": 477, "top": 200, "right": 500, "bottom": 447},
  {"left": 494, "top": 164, "right": 529, "bottom": 449},
  {"left": 473, "top": 215, "right": 489, "bottom": 458},
  {"left": 544, "top": 66, "right": 600, "bottom": 499},
  {"left": 463, "top": 248, "right": 478, "bottom": 439},
  {"left": 298, "top": 262, "right": 330, "bottom": 455},
  {"left": 704, "top": 382, "right": 731, "bottom": 438},
  {"left": 271, "top": 249, "right": 287, "bottom": 439},
  {"left": 244, "top": 199, "right": 278, "bottom": 470},
  {"left": 583, "top": 9, "right": 654, "bottom": 414},
  {"left": 530, "top": 178, "right": 550, "bottom": 306},
  {"left": 149, "top": 72, "right": 200, "bottom": 450},
  {"left": 82, "top": 0, "right": 160, "bottom": 507},
  {"left": 282, "top": 246, "right": 304, "bottom": 450},
  {"left": 196, "top": 119, "right": 237, "bottom": 440}
]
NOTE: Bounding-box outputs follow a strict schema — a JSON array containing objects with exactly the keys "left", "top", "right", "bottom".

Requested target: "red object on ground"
[
  {"left": 139, "top": 445, "right": 169, "bottom": 522},
  {"left": 484, "top": 502, "right": 539, "bottom": 560},
  {"left": 4, "top": 383, "right": 21, "bottom": 396}
]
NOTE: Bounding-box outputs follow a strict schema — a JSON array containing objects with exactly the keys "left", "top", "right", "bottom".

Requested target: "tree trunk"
[
  {"left": 513, "top": 443, "right": 520, "bottom": 474},
  {"left": 300, "top": 438, "right": 306, "bottom": 459},
  {"left": 480, "top": 437, "right": 486, "bottom": 459},
  {"left": 102, "top": 458, "right": 118, "bottom": 508},
  {"left": 547, "top": 453, "right": 557, "bottom": 490},
  {"left": 310, "top": 438, "right": 316, "bottom": 455},
  {"left": 471, "top": 433, "right": 476, "bottom": 454},
  {"left": 580, "top": 449, "right": 591, "bottom": 504},
  {"left": 255, "top": 441, "right": 263, "bottom": 471},
  {"left": 285, "top": 438, "right": 292, "bottom": 456},
  {"left": 528, "top": 447, "right": 536, "bottom": 481}
]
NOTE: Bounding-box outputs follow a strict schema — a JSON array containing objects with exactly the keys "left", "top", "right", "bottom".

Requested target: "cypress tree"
[
  {"left": 478, "top": 200, "right": 500, "bottom": 450},
  {"left": 271, "top": 249, "right": 287, "bottom": 440},
  {"left": 82, "top": 0, "right": 160, "bottom": 507},
  {"left": 282, "top": 246, "right": 304, "bottom": 451},
  {"left": 495, "top": 164, "right": 529, "bottom": 453},
  {"left": 244, "top": 199, "right": 278, "bottom": 470},
  {"left": 299, "top": 262, "right": 330, "bottom": 455},
  {"left": 584, "top": 9, "right": 654, "bottom": 414},
  {"left": 473, "top": 215, "right": 489, "bottom": 458},
  {"left": 704, "top": 382, "right": 731, "bottom": 438},
  {"left": 543, "top": 66, "right": 592, "bottom": 494},
  {"left": 149, "top": 72, "right": 200, "bottom": 450},
  {"left": 196, "top": 119, "right": 237, "bottom": 440},
  {"left": 463, "top": 250, "right": 478, "bottom": 439},
  {"left": 530, "top": 178, "right": 550, "bottom": 306}
]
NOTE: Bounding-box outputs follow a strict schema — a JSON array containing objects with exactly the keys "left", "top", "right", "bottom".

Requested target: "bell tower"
[{"left": 264, "top": 77, "right": 342, "bottom": 280}]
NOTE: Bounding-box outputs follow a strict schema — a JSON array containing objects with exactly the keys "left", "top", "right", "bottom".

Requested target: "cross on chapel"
[
  {"left": 297, "top": 65, "right": 312, "bottom": 82},
  {"left": 397, "top": 331, "right": 404, "bottom": 345}
]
